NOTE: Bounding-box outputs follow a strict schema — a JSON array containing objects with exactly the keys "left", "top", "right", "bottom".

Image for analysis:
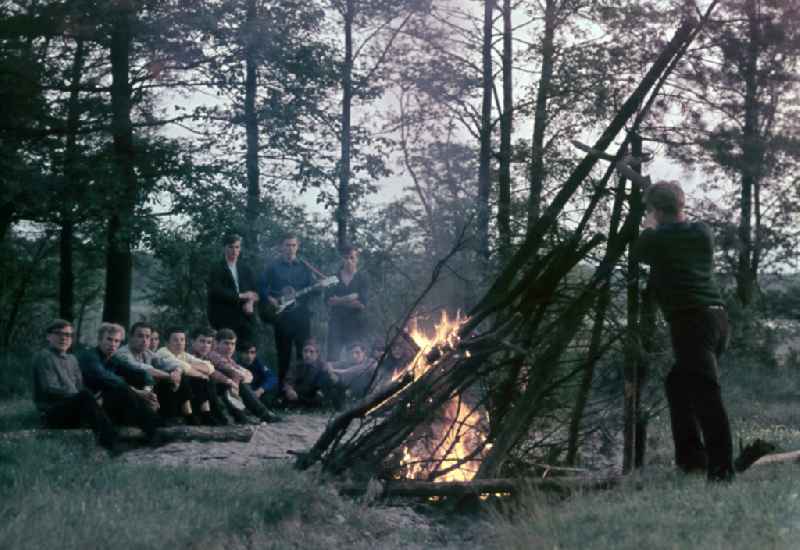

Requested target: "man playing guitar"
[{"left": 259, "top": 235, "right": 320, "bottom": 390}]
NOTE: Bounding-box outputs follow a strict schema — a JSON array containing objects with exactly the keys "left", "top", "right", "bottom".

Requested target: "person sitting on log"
[
  {"left": 156, "top": 326, "right": 229, "bottom": 426},
  {"left": 189, "top": 326, "right": 239, "bottom": 425},
  {"left": 330, "top": 341, "right": 378, "bottom": 402},
  {"left": 33, "top": 319, "right": 161, "bottom": 453},
  {"left": 113, "top": 321, "right": 195, "bottom": 426},
  {"left": 633, "top": 180, "right": 734, "bottom": 482},
  {"left": 148, "top": 329, "right": 160, "bottom": 353},
  {"left": 207, "top": 329, "right": 281, "bottom": 424},
  {"left": 283, "top": 338, "right": 341, "bottom": 409},
  {"left": 238, "top": 341, "right": 280, "bottom": 408},
  {"left": 78, "top": 322, "right": 160, "bottom": 416}
]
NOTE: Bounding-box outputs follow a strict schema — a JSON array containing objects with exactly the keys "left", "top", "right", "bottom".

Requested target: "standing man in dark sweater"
[
  {"left": 207, "top": 233, "right": 260, "bottom": 348},
  {"left": 633, "top": 181, "right": 733, "bottom": 482},
  {"left": 260, "top": 235, "right": 317, "bottom": 390}
]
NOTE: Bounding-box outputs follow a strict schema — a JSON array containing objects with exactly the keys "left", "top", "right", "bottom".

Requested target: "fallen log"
[
  {"left": 0, "top": 425, "right": 254, "bottom": 445},
  {"left": 337, "top": 475, "right": 619, "bottom": 499}
]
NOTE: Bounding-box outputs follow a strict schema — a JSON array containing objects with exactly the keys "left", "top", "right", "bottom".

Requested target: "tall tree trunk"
[
  {"left": 476, "top": 0, "right": 494, "bottom": 262},
  {"left": 496, "top": 0, "right": 513, "bottom": 262},
  {"left": 3, "top": 237, "right": 49, "bottom": 347},
  {"left": 60, "top": 38, "right": 85, "bottom": 322},
  {"left": 103, "top": 7, "right": 136, "bottom": 327},
  {"left": 0, "top": 203, "right": 14, "bottom": 243},
  {"left": 243, "top": 0, "right": 260, "bottom": 250},
  {"left": 527, "top": 0, "right": 556, "bottom": 231},
  {"left": 336, "top": 0, "right": 354, "bottom": 251},
  {"left": 736, "top": 0, "right": 761, "bottom": 307}
]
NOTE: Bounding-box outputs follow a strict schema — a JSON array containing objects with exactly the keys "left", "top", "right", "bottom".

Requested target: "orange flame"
[{"left": 395, "top": 311, "right": 490, "bottom": 483}]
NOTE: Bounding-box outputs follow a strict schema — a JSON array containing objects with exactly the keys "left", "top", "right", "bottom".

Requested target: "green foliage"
[{"left": 0, "top": 352, "right": 32, "bottom": 402}]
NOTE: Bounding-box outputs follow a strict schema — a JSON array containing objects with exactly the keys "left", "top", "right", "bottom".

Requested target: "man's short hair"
[
  {"left": 644, "top": 181, "right": 685, "bottom": 216},
  {"left": 215, "top": 328, "right": 237, "bottom": 342},
  {"left": 130, "top": 321, "right": 153, "bottom": 336},
  {"left": 223, "top": 233, "right": 242, "bottom": 246},
  {"left": 339, "top": 244, "right": 357, "bottom": 257},
  {"left": 164, "top": 326, "right": 186, "bottom": 341},
  {"left": 46, "top": 319, "right": 72, "bottom": 334},
  {"left": 239, "top": 340, "right": 256, "bottom": 351},
  {"left": 190, "top": 326, "right": 216, "bottom": 341},
  {"left": 302, "top": 338, "right": 320, "bottom": 350},
  {"left": 349, "top": 341, "right": 366, "bottom": 352},
  {"left": 97, "top": 322, "right": 125, "bottom": 342},
  {"left": 282, "top": 233, "right": 299, "bottom": 244}
]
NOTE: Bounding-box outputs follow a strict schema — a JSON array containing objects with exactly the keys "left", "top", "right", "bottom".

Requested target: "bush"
[{"left": 0, "top": 350, "right": 32, "bottom": 400}]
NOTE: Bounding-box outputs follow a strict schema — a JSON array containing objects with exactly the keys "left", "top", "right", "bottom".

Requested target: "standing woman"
[{"left": 325, "top": 245, "right": 369, "bottom": 361}]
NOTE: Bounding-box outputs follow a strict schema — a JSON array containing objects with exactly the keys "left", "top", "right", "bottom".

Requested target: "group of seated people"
[{"left": 31, "top": 317, "right": 414, "bottom": 454}]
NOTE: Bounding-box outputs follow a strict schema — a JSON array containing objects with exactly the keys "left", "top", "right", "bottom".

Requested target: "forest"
[{"left": 2, "top": 0, "right": 800, "bottom": 548}]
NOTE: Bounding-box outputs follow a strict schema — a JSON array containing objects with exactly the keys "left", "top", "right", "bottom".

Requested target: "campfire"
[{"left": 396, "top": 312, "right": 490, "bottom": 483}]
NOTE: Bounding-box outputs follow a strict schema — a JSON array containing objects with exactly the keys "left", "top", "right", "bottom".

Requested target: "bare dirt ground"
[
  {"left": 120, "top": 411, "right": 481, "bottom": 549},
  {"left": 121, "top": 412, "right": 331, "bottom": 469}
]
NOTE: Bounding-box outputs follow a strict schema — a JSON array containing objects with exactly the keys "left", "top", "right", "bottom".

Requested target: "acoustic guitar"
[{"left": 259, "top": 275, "right": 338, "bottom": 323}]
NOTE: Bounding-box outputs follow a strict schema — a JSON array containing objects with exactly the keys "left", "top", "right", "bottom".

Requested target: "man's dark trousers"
[
  {"left": 664, "top": 306, "right": 733, "bottom": 481},
  {"left": 42, "top": 390, "right": 117, "bottom": 448},
  {"left": 274, "top": 313, "right": 310, "bottom": 389}
]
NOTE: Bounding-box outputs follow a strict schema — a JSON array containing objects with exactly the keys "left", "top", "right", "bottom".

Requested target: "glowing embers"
[{"left": 399, "top": 397, "right": 489, "bottom": 483}]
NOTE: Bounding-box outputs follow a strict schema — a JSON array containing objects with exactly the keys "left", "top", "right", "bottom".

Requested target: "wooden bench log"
[{"left": 0, "top": 425, "right": 254, "bottom": 445}]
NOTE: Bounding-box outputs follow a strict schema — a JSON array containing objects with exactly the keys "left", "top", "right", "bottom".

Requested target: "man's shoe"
[
  {"left": 200, "top": 411, "right": 220, "bottom": 426},
  {"left": 185, "top": 414, "right": 203, "bottom": 427},
  {"left": 260, "top": 409, "right": 282, "bottom": 423},
  {"left": 213, "top": 410, "right": 232, "bottom": 426},
  {"left": 229, "top": 409, "right": 250, "bottom": 425}
]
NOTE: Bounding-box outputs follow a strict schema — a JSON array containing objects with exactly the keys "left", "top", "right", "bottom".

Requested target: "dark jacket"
[
  {"left": 244, "top": 357, "right": 279, "bottom": 394},
  {"left": 259, "top": 258, "right": 316, "bottom": 318},
  {"left": 207, "top": 258, "right": 258, "bottom": 331},
  {"left": 78, "top": 347, "right": 131, "bottom": 393}
]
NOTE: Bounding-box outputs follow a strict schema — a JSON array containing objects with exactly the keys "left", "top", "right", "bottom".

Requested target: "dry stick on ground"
[{"left": 336, "top": 475, "right": 620, "bottom": 499}]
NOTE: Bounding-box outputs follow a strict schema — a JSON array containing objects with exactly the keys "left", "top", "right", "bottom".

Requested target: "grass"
[
  {"left": 485, "top": 354, "right": 800, "bottom": 550},
  {"left": 2, "top": 348, "right": 800, "bottom": 549},
  {"left": 0, "top": 429, "right": 452, "bottom": 549},
  {"left": 489, "top": 467, "right": 800, "bottom": 550}
]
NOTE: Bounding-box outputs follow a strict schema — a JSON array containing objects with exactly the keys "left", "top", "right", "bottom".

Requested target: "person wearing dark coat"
[{"left": 207, "top": 233, "right": 260, "bottom": 347}]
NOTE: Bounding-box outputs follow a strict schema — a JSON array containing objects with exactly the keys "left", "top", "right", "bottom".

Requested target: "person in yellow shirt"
[{"left": 156, "top": 327, "right": 227, "bottom": 426}]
